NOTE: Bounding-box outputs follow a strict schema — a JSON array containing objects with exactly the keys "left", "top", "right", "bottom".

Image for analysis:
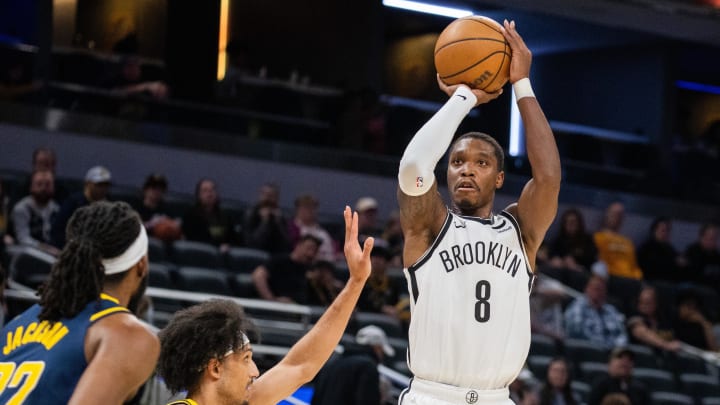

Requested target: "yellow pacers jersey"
[
  {"left": 0, "top": 294, "right": 130, "bottom": 404},
  {"left": 404, "top": 210, "right": 534, "bottom": 390}
]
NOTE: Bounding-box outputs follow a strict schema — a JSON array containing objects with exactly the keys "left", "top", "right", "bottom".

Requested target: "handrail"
[
  {"left": 46, "top": 81, "right": 332, "bottom": 130},
  {"left": 146, "top": 287, "right": 312, "bottom": 326}
]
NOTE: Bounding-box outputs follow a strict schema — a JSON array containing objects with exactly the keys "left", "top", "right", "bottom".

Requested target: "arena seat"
[
  {"left": 527, "top": 355, "right": 552, "bottom": 380},
  {"left": 230, "top": 272, "right": 257, "bottom": 298},
  {"left": 633, "top": 368, "right": 677, "bottom": 392},
  {"left": 147, "top": 236, "right": 167, "bottom": 263},
  {"left": 354, "top": 311, "right": 403, "bottom": 338},
  {"left": 650, "top": 392, "right": 694, "bottom": 405},
  {"left": 9, "top": 246, "right": 56, "bottom": 289},
  {"left": 174, "top": 266, "right": 231, "bottom": 296},
  {"left": 171, "top": 240, "right": 223, "bottom": 269},
  {"left": 564, "top": 338, "right": 610, "bottom": 364},
  {"left": 625, "top": 343, "right": 660, "bottom": 369},
  {"left": 578, "top": 361, "right": 608, "bottom": 384},
  {"left": 225, "top": 247, "right": 270, "bottom": 273},
  {"left": 679, "top": 373, "right": 720, "bottom": 399},
  {"left": 530, "top": 333, "right": 559, "bottom": 357}
]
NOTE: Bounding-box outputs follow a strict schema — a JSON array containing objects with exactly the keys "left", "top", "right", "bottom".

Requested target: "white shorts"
[{"left": 399, "top": 377, "right": 513, "bottom": 405}]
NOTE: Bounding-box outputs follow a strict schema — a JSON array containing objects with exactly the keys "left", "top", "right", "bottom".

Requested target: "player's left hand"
[
  {"left": 436, "top": 75, "right": 502, "bottom": 106},
  {"left": 501, "top": 20, "right": 532, "bottom": 84},
  {"left": 343, "top": 206, "right": 373, "bottom": 283}
]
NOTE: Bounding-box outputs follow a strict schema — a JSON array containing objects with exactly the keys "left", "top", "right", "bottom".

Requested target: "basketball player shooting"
[{"left": 396, "top": 20, "right": 561, "bottom": 405}]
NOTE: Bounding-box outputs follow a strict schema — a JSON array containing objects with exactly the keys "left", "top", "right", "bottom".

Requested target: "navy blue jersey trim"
[
  {"left": 406, "top": 211, "right": 452, "bottom": 302},
  {"left": 458, "top": 214, "right": 494, "bottom": 225},
  {"left": 491, "top": 218, "right": 507, "bottom": 229},
  {"left": 499, "top": 210, "right": 535, "bottom": 290},
  {"left": 399, "top": 378, "right": 414, "bottom": 404}
]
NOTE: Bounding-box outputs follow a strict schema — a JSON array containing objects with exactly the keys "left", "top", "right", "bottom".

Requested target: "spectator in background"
[
  {"left": 215, "top": 39, "right": 262, "bottom": 105},
  {"left": 288, "top": 194, "right": 337, "bottom": 261},
  {"left": 134, "top": 173, "right": 181, "bottom": 242},
  {"left": 0, "top": 261, "right": 6, "bottom": 326},
  {"left": 509, "top": 369, "right": 540, "bottom": 405},
  {"left": 51, "top": 165, "right": 112, "bottom": 248},
  {"left": 0, "top": 177, "right": 11, "bottom": 246},
  {"left": 0, "top": 59, "right": 42, "bottom": 101},
  {"left": 306, "top": 260, "right": 343, "bottom": 307},
  {"left": 244, "top": 183, "right": 291, "bottom": 254},
  {"left": 626, "top": 286, "right": 680, "bottom": 353},
  {"left": 593, "top": 202, "right": 643, "bottom": 280},
  {"left": 599, "top": 393, "right": 631, "bottom": 405},
  {"left": 355, "top": 196, "right": 382, "bottom": 240},
  {"left": 357, "top": 240, "right": 402, "bottom": 320},
  {"left": 636, "top": 217, "right": 683, "bottom": 282},
  {"left": 537, "top": 357, "right": 578, "bottom": 405},
  {"left": 11, "top": 170, "right": 60, "bottom": 255},
  {"left": 531, "top": 277, "right": 569, "bottom": 341},
  {"left": 251, "top": 234, "right": 321, "bottom": 304},
  {"left": 312, "top": 325, "right": 394, "bottom": 405},
  {"left": 24, "top": 147, "right": 68, "bottom": 204},
  {"left": 182, "top": 178, "right": 239, "bottom": 251},
  {"left": 672, "top": 288, "right": 718, "bottom": 351},
  {"left": 684, "top": 223, "right": 720, "bottom": 287},
  {"left": 549, "top": 208, "right": 597, "bottom": 272},
  {"left": 0, "top": 231, "right": 7, "bottom": 275},
  {"left": 106, "top": 56, "right": 168, "bottom": 100},
  {"left": 588, "top": 347, "right": 650, "bottom": 405},
  {"left": 381, "top": 210, "right": 404, "bottom": 267},
  {"left": 564, "top": 274, "right": 628, "bottom": 349}
]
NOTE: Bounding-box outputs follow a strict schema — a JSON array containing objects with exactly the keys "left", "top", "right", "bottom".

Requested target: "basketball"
[
  {"left": 434, "top": 16, "right": 511, "bottom": 93},
  {"left": 151, "top": 217, "right": 182, "bottom": 242}
]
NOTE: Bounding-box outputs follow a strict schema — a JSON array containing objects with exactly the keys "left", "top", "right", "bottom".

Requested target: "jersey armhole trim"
[
  {"left": 407, "top": 210, "right": 452, "bottom": 273},
  {"left": 499, "top": 210, "right": 535, "bottom": 291}
]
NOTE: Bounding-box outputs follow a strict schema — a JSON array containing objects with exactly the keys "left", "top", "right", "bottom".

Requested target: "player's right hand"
[
  {"left": 436, "top": 74, "right": 503, "bottom": 106},
  {"left": 343, "top": 206, "right": 373, "bottom": 284}
]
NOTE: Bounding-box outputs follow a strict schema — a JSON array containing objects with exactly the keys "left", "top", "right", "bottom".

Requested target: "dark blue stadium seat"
[
  {"left": 679, "top": 373, "right": 720, "bottom": 399},
  {"left": 633, "top": 368, "right": 676, "bottom": 392},
  {"left": 174, "top": 266, "right": 231, "bottom": 296},
  {"left": 650, "top": 392, "right": 694, "bottom": 405},
  {"left": 225, "top": 247, "right": 270, "bottom": 274},
  {"left": 171, "top": 240, "right": 223, "bottom": 269}
]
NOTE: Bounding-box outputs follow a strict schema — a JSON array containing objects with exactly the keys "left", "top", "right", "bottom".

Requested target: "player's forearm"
[
  {"left": 398, "top": 86, "right": 475, "bottom": 196},
  {"left": 517, "top": 93, "right": 561, "bottom": 186},
  {"left": 282, "top": 278, "right": 365, "bottom": 378}
]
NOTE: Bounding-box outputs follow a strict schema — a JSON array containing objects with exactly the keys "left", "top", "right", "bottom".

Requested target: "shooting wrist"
[{"left": 513, "top": 78, "right": 535, "bottom": 101}]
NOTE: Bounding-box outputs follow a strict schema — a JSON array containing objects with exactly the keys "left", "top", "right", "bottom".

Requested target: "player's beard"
[{"left": 126, "top": 273, "right": 148, "bottom": 315}]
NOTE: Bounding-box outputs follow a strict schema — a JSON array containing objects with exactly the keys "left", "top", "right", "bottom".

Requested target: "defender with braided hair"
[{"left": 0, "top": 201, "right": 159, "bottom": 404}]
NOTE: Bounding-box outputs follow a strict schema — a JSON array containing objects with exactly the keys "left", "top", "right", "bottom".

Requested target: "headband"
[{"left": 101, "top": 225, "right": 148, "bottom": 274}]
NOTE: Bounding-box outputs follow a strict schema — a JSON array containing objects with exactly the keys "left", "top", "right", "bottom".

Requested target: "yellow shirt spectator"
[{"left": 594, "top": 229, "right": 643, "bottom": 279}]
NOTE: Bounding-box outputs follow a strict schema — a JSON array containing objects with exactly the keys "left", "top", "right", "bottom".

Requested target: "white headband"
[{"left": 101, "top": 225, "right": 148, "bottom": 274}]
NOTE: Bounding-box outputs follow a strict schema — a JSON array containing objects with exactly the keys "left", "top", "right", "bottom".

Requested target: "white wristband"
[{"left": 513, "top": 78, "right": 535, "bottom": 101}]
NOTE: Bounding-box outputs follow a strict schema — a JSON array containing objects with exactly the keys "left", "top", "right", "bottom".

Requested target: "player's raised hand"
[
  {"left": 436, "top": 74, "right": 503, "bottom": 106},
  {"left": 343, "top": 206, "right": 373, "bottom": 283},
  {"left": 501, "top": 20, "right": 532, "bottom": 84}
]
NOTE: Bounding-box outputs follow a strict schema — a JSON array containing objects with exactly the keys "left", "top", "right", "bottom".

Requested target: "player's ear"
[
  {"left": 207, "top": 357, "right": 222, "bottom": 379},
  {"left": 495, "top": 170, "right": 505, "bottom": 189}
]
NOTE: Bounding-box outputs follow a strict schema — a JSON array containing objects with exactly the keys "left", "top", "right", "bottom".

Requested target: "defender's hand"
[{"left": 343, "top": 206, "right": 373, "bottom": 283}]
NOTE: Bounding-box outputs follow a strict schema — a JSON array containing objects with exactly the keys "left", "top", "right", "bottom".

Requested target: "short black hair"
[
  {"left": 142, "top": 173, "right": 168, "bottom": 191},
  {"left": 158, "top": 299, "right": 255, "bottom": 394},
  {"left": 450, "top": 132, "right": 505, "bottom": 171}
]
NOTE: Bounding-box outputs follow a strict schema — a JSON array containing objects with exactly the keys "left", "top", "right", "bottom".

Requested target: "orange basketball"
[
  {"left": 152, "top": 217, "right": 182, "bottom": 242},
  {"left": 434, "top": 16, "right": 511, "bottom": 93}
]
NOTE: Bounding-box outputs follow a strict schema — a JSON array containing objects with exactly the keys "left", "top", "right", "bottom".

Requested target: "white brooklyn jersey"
[{"left": 404, "top": 210, "right": 535, "bottom": 390}]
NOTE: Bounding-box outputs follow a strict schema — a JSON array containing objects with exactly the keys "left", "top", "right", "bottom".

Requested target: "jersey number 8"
[{"left": 474, "top": 280, "right": 491, "bottom": 322}]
